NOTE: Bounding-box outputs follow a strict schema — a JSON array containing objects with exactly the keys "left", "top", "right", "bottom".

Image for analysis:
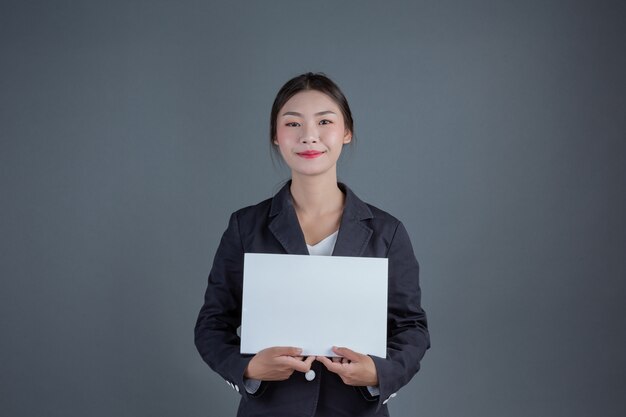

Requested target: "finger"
[
  {"left": 332, "top": 357, "right": 341, "bottom": 363},
  {"left": 316, "top": 355, "right": 330, "bottom": 366},
  {"left": 270, "top": 346, "right": 303, "bottom": 357},
  {"left": 303, "top": 355, "right": 315, "bottom": 368},
  {"left": 285, "top": 356, "right": 313, "bottom": 373},
  {"left": 316, "top": 355, "right": 344, "bottom": 375},
  {"left": 332, "top": 346, "right": 362, "bottom": 362}
]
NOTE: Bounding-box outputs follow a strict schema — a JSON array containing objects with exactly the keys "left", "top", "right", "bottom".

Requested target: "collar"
[{"left": 268, "top": 181, "right": 373, "bottom": 256}]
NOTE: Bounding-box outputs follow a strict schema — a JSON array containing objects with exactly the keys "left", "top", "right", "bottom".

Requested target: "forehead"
[{"left": 280, "top": 90, "right": 341, "bottom": 113}]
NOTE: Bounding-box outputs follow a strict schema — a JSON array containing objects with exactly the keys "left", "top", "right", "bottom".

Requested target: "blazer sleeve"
[
  {"left": 367, "top": 221, "right": 430, "bottom": 410},
  {"left": 194, "top": 212, "right": 264, "bottom": 400}
]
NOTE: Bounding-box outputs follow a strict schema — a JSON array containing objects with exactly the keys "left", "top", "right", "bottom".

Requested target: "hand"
[
  {"left": 244, "top": 346, "right": 315, "bottom": 381},
  {"left": 316, "top": 346, "right": 379, "bottom": 386}
]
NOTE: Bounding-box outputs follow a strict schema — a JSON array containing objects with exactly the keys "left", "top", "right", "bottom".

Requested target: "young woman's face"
[{"left": 274, "top": 90, "right": 352, "bottom": 178}]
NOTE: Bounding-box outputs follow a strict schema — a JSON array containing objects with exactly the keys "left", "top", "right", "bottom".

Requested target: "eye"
[
  {"left": 285, "top": 122, "right": 301, "bottom": 127},
  {"left": 319, "top": 119, "right": 332, "bottom": 125}
]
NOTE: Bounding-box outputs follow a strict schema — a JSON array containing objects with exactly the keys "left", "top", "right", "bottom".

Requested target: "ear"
[
  {"left": 273, "top": 139, "right": 279, "bottom": 145},
  {"left": 343, "top": 130, "right": 352, "bottom": 144}
]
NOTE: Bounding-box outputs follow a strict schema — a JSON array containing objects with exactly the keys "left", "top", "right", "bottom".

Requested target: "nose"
[{"left": 300, "top": 123, "right": 319, "bottom": 143}]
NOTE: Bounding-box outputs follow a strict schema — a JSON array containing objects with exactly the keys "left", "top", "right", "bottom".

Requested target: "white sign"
[{"left": 240, "top": 253, "right": 388, "bottom": 357}]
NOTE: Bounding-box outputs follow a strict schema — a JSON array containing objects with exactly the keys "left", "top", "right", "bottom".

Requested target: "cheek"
[
  {"left": 329, "top": 129, "right": 348, "bottom": 146},
  {"left": 275, "top": 126, "right": 290, "bottom": 145},
  {"left": 273, "top": 131, "right": 290, "bottom": 156}
]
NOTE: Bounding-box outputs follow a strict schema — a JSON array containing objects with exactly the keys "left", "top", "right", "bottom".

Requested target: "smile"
[{"left": 296, "top": 150, "right": 325, "bottom": 159}]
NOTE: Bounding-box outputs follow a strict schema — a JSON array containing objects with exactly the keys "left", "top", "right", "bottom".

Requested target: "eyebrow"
[{"left": 281, "top": 110, "right": 337, "bottom": 117}]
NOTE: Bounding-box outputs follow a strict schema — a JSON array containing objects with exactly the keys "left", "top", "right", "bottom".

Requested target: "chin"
[{"left": 292, "top": 166, "right": 336, "bottom": 178}]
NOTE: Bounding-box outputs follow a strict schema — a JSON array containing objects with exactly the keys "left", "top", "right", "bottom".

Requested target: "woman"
[{"left": 195, "top": 73, "right": 430, "bottom": 417}]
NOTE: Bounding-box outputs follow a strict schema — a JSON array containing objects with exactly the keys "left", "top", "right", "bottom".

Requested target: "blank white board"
[{"left": 240, "top": 253, "right": 388, "bottom": 357}]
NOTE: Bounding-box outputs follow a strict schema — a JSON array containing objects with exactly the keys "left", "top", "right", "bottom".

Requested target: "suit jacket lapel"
[
  {"left": 332, "top": 183, "right": 373, "bottom": 257},
  {"left": 268, "top": 181, "right": 373, "bottom": 257},
  {"left": 268, "top": 182, "right": 309, "bottom": 255}
]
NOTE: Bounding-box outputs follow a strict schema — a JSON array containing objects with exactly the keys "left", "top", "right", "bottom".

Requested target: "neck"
[{"left": 289, "top": 172, "right": 344, "bottom": 216}]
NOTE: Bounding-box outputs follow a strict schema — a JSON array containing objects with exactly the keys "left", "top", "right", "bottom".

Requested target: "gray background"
[{"left": 1, "top": 1, "right": 625, "bottom": 416}]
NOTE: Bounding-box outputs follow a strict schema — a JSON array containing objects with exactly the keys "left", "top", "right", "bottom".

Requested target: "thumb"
[
  {"left": 303, "top": 355, "right": 316, "bottom": 367},
  {"left": 294, "top": 355, "right": 316, "bottom": 373}
]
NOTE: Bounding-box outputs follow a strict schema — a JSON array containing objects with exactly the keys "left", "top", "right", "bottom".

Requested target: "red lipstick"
[{"left": 297, "top": 150, "right": 324, "bottom": 159}]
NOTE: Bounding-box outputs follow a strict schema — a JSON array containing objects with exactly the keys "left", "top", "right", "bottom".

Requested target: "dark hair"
[{"left": 270, "top": 72, "right": 354, "bottom": 147}]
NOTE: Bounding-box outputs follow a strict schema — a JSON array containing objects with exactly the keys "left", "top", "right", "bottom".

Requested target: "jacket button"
[{"left": 305, "top": 370, "right": 316, "bottom": 381}]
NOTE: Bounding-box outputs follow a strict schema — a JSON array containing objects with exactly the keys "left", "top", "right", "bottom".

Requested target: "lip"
[{"left": 296, "top": 150, "right": 325, "bottom": 159}]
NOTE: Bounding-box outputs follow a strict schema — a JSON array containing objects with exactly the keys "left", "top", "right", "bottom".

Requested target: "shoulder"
[
  {"left": 363, "top": 201, "right": 407, "bottom": 245},
  {"left": 227, "top": 181, "right": 293, "bottom": 231},
  {"left": 342, "top": 183, "right": 402, "bottom": 231},
  {"left": 230, "top": 196, "right": 273, "bottom": 226},
  {"left": 365, "top": 202, "right": 401, "bottom": 226},
  {"left": 346, "top": 189, "right": 416, "bottom": 256}
]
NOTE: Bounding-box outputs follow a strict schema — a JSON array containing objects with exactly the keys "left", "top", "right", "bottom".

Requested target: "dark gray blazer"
[{"left": 195, "top": 182, "right": 430, "bottom": 417}]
